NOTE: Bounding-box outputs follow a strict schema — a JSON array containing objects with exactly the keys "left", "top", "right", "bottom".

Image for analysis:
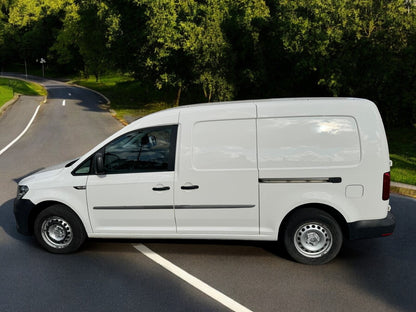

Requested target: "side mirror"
[
  {"left": 141, "top": 135, "right": 149, "bottom": 146},
  {"left": 141, "top": 135, "right": 156, "bottom": 147},
  {"left": 94, "top": 152, "right": 105, "bottom": 175}
]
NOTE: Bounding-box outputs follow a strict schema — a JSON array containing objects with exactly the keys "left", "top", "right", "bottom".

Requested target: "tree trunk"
[{"left": 175, "top": 85, "right": 182, "bottom": 107}]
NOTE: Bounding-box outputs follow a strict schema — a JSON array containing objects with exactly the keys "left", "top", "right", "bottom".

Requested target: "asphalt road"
[{"left": 0, "top": 76, "right": 415, "bottom": 312}]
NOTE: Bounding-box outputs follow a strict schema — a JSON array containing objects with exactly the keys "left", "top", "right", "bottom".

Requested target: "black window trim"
[{"left": 71, "top": 156, "right": 93, "bottom": 176}]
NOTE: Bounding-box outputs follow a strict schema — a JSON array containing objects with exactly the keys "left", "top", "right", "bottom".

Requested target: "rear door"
[{"left": 174, "top": 104, "right": 259, "bottom": 235}]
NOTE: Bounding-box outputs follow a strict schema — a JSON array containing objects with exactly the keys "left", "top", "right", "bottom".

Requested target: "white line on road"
[
  {"left": 0, "top": 104, "right": 41, "bottom": 156},
  {"left": 62, "top": 99, "right": 66, "bottom": 106},
  {"left": 133, "top": 243, "right": 253, "bottom": 312}
]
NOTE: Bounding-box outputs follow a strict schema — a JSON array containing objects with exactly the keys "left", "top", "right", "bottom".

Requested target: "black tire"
[
  {"left": 34, "top": 204, "right": 86, "bottom": 254},
  {"left": 283, "top": 208, "right": 343, "bottom": 265}
]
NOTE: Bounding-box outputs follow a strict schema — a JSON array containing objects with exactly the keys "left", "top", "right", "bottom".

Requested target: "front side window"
[{"left": 103, "top": 125, "right": 177, "bottom": 174}]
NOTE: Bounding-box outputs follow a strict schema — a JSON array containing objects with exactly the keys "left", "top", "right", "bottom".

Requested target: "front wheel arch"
[
  {"left": 28, "top": 201, "right": 71, "bottom": 234},
  {"left": 32, "top": 203, "right": 87, "bottom": 253}
]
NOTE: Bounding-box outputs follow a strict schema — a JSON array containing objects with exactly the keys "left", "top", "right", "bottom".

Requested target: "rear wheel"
[
  {"left": 283, "top": 208, "right": 343, "bottom": 265},
  {"left": 34, "top": 204, "right": 86, "bottom": 254}
]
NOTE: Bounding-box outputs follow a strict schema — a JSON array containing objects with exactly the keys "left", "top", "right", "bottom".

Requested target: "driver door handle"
[{"left": 181, "top": 185, "right": 199, "bottom": 190}]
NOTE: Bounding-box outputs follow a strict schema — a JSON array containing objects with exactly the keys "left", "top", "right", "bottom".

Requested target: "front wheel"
[
  {"left": 34, "top": 204, "right": 86, "bottom": 254},
  {"left": 283, "top": 208, "right": 343, "bottom": 265}
]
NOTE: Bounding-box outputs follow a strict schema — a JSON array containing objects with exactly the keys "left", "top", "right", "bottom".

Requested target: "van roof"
[
  {"left": 125, "top": 97, "right": 374, "bottom": 130},
  {"left": 166, "top": 97, "right": 364, "bottom": 109},
  {"left": 152, "top": 97, "right": 369, "bottom": 114}
]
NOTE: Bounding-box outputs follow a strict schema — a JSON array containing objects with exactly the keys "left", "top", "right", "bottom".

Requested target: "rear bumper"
[{"left": 348, "top": 211, "right": 395, "bottom": 240}]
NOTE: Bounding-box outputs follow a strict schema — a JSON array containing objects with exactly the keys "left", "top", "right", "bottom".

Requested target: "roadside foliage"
[{"left": 0, "top": 0, "right": 415, "bottom": 128}]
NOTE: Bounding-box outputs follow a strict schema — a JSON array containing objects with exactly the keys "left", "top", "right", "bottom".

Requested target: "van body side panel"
[
  {"left": 15, "top": 98, "right": 393, "bottom": 245},
  {"left": 255, "top": 99, "right": 391, "bottom": 236},
  {"left": 257, "top": 117, "right": 361, "bottom": 168},
  {"left": 174, "top": 104, "right": 260, "bottom": 235},
  {"left": 258, "top": 184, "right": 352, "bottom": 237},
  {"left": 86, "top": 172, "right": 176, "bottom": 234}
]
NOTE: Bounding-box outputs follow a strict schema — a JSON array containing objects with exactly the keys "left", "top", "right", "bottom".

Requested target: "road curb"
[
  {"left": 109, "top": 109, "right": 129, "bottom": 126},
  {"left": 391, "top": 182, "right": 416, "bottom": 199},
  {"left": 69, "top": 82, "right": 111, "bottom": 106},
  {"left": 0, "top": 94, "right": 20, "bottom": 116},
  {"left": 68, "top": 82, "right": 129, "bottom": 126}
]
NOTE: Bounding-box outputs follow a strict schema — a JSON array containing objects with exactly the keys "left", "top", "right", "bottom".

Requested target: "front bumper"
[
  {"left": 348, "top": 211, "right": 395, "bottom": 240},
  {"left": 13, "top": 198, "right": 36, "bottom": 235}
]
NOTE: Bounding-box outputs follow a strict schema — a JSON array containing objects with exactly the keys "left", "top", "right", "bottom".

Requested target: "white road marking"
[
  {"left": 133, "top": 243, "right": 253, "bottom": 312},
  {"left": 0, "top": 104, "right": 40, "bottom": 156},
  {"left": 62, "top": 100, "right": 66, "bottom": 106}
]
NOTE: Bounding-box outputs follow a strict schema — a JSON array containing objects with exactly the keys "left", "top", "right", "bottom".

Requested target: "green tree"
[
  {"left": 138, "top": 0, "right": 269, "bottom": 105},
  {"left": 4, "top": 0, "right": 68, "bottom": 74},
  {"left": 137, "top": 0, "right": 189, "bottom": 106},
  {"left": 0, "top": 0, "right": 11, "bottom": 67},
  {"left": 104, "top": 0, "right": 146, "bottom": 74},
  {"left": 222, "top": 0, "right": 270, "bottom": 99},
  {"left": 264, "top": 0, "right": 416, "bottom": 127},
  {"left": 53, "top": 0, "right": 121, "bottom": 81},
  {"left": 1, "top": 0, "right": 415, "bottom": 126}
]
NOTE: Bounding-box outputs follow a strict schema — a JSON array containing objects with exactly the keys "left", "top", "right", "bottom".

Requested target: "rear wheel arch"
[
  {"left": 279, "top": 203, "right": 349, "bottom": 241},
  {"left": 278, "top": 204, "right": 348, "bottom": 264}
]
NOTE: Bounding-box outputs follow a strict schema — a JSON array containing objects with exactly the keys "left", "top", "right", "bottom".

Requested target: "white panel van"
[{"left": 14, "top": 98, "right": 395, "bottom": 264}]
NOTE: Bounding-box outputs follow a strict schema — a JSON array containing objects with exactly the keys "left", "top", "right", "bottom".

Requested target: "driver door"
[{"left": 86, "top": 126, "right": 177, "bottom": 235}]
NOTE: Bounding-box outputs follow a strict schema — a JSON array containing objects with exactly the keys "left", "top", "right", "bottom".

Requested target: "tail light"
[{"left": 382, "top": 172, "right": 390, "bottom": 200}]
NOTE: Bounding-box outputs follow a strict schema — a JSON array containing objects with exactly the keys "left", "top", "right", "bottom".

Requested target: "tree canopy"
[{"left": 0, "top": 0, "right": 415, "bottom": 127}]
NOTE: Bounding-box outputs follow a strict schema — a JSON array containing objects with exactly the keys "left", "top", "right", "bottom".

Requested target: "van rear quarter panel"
[{"left": 255, "top": 98, "right": 390, "bottom": 237}]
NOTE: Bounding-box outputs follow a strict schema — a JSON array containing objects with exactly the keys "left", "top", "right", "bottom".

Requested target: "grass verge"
[
  {"left": 0, "top": 85, "right": 14, "bottom": 108},
  {"left": 387, "top": 126, "right": 416, "bottom": 186},
  {"left": 71, "top": 74, "right": 175, "bottom": 122},
  {"left": 0, "top": 77, "right": 47, "bottom": 108}
]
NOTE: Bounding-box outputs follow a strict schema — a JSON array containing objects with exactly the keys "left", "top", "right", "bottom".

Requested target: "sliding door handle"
[
  {"left": 181, "top": 185, "right": 199, "bottom": 190},
  {"left": 152, "top": 186, "right": 170, "bottom": 191}
]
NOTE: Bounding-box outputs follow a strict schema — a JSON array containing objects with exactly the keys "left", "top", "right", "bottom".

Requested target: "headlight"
[{"left": 17, "top": 185, "right": 29, "bottom": 199}]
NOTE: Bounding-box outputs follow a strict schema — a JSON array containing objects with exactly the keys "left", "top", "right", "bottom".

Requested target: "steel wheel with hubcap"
[
  {"left": 34, "top": 204, "right": 86, "bottom": 253},
  {"left": 41, "top": 216, "right": 73, "bottom": 249},
  {"left": 294, "top": 222, "right": 333, "bottom": 258},
  {"left": 283, "top": 208, "right": 343, "bottom": 265}
]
